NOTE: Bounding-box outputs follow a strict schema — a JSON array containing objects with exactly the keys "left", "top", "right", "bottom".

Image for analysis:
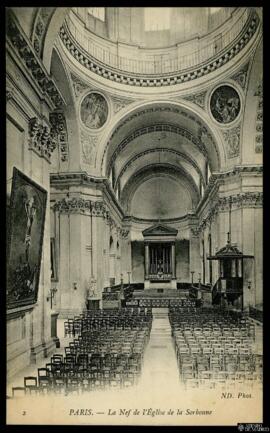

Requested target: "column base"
[{"left": 30, "top": 338, "right": 57, "bottom": 364}]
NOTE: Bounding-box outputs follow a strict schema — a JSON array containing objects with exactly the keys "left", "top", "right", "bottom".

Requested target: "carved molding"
[
  {"left": 190, "top": 227, "right": 200, "bottom": 237},
  {"left": 81, "top": 130, "right": 99, "bottom": 165},
  {"left": 6, "top": 10, "right": 65, "bottom": 109},
  {"left": 222, "top": 124, "right": 241, "bottom": 158},
  {"left": 49, "top": 112, "right": 69, "bottom": 161},
  {"left": 120, "top": 229, "right": 129, "bottom": 239},
  {"left": 53, "top": 197, "right": 92, "bottom": 214},
  {"left": 52, "top": 196, "right": 129, "bottom": 238},
  {"left": 197, "top": 192, "right": 263, "bottom": 233},
  {"left": 111, "top": 95, "right": 133, "bottom": 114},
  {"left": 230, "top": 62, "right": 250, "bottom": 90},
  {"left": 6, "top": 88, "right": 14, "bottom": 101},
  {"left": 183, "top": 91, "right": 207, "bottom": 109},
  {"left": 59, "top": 11, "right": 259, "bottom": 87},
  {"left": 28, "top": 117, "right": 57, "bottom": 161},
  {"left": 70, "top": 72, "right": 90, "bottom": 98},
  {"left": 32, "top": 7, "right": 55, "bottom": 56},
  {"left": 254, "top": 80, "right": 263, "bottom": 154}
]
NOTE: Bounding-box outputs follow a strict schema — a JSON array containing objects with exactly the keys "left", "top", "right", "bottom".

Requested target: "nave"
[
  {"left": 8, "top": 305, "right": 262, "bottom": 397},
  {"left": 7, "top": 304, "right": 263, "bottom": 425}
]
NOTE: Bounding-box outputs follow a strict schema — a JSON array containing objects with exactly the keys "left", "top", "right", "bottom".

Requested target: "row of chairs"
[
  {"left": 169, "top": 307, "right": 262, "bottom": 390},
  {"left": 12, "top": 309, "right": 152, "bottom": 397},
  {"left": 64, "top": 309, "right": 153, "bottom": 336}
]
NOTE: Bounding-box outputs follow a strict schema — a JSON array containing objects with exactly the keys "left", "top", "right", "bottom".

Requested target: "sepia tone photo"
[{"left": 6, "top": 6, "right": 263, "bottom": 426}]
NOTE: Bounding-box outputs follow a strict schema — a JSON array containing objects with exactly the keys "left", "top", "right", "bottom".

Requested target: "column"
[
  {"left": 171, "top": 243, "right": 176, "bottom": 278},
  {"left": 189, "top": 233, "right": 201, "bottom": 282},
  {"left": 145, "top": 243, "right": 149, "bottom": 279}
]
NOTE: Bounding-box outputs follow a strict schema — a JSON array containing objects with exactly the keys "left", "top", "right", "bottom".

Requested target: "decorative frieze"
[
  {"left": 53, "top": 197, "right": 92, "bottom": 214},
  {"left": 81, "top": 130, "right": 99, "bottom": 165},
  {"left": 197, "top": 192, "right": 263, "bottom": 233},
  {"left": 6, "top": 10, "right": 65, "bottom": 109},
  {"left": 59, "top": 11, "right": 259, "bottom": 88},
  {"left": 222, "top": 125, "right": 241, "bottom": 158},
  {"left": 49, "top": 112, "right": 69, "bottom": 162},
  {"left": 53, "top": 196, "right": 129, "bottom": 237},
  {"left": 254, "top": 81, "right": 263, "bottom": 154},
  {"left": 28, "top": 117, "right": 57, "bottom": 161}
]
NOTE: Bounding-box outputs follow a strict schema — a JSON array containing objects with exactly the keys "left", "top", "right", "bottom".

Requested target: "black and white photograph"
[{"left": 6, "top": 6, "right": 264, "bottom": 427}]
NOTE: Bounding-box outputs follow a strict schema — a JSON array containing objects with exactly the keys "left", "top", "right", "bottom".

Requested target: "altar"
[{"left": 142, "top": 223, "right": 178, "bottom": 290}]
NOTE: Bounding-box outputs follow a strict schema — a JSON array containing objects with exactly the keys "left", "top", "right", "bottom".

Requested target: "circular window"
[
  {"left": 80, "top": 92, "right": 108, "bottom": 129},
  {"left": 210, "top": 85, "right": 241, "bottom": 124}
]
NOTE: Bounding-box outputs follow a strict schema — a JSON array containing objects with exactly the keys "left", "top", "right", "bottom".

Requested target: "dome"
[
  {"left": 61, "top": 7, "right": 254, "bottom": 77},
  {"left": 70, "top": 7, "right": 237, "bottom": 49}
]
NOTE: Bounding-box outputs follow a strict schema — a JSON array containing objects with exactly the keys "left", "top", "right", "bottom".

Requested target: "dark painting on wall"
[{"left": 7, "top": 167, "right": 47, "bottom": 309}]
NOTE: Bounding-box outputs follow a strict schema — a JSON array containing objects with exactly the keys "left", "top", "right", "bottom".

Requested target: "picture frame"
[{"left": 7, "top": 167, "right": 47, "bottom": 309}]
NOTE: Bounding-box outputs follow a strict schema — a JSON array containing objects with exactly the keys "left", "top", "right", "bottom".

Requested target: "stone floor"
[{"left": 138, "top": 307, "right": 181, "bottom": 392}]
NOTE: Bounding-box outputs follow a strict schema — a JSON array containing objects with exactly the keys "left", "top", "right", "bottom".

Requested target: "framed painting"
[{"left": 7, "top": 167, "right": 47, "bottom": 309}]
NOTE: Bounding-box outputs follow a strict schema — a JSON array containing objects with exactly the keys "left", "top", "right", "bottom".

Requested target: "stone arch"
[
  {"left": 114, "top": 147, "right": 206, "bottom": 191},
  {"left": 96, "top": 99, "right": 227, "bottom": 176}
]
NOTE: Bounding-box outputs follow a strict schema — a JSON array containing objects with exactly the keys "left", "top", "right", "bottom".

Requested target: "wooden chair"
[{"left": 24, "top": 376, "right": 39, "bottom": 395}]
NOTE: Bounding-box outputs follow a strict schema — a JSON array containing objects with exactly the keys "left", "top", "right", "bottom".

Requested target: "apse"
[{"left": 130, "top": 176, "right": 193, "bottom": 219}]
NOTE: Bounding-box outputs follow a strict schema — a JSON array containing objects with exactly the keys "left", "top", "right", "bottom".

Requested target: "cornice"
[
  {"left": 124, "top": 213, "right": 198, "bottom": 226},
  {"left": 59, "top": 10, "right": 259, "bottom": 88},
  {"left": 50, "top": 171, "right": 105, "bottom": 187},
  {"left": 197, "top": 191, "right": 263, "bottom": 233},
  {"left": 52, "top": 195, "right": 129, "bottom": 238},
  {"left": 50, "top": 172, "right": 125, "bottom": 219},
  {"left": 49, "top": 166, "right": 262, "bottom": 234},
  {"left": 6, "top": 10, "right": 66, "bottom": 110},
  {"left": 196, "top": 164, "right": 263, "bottom": 215}
]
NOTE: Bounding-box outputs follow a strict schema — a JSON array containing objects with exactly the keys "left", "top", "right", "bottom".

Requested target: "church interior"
[{"left": 6, "top": 7, "right": 263, "bottom": 424}]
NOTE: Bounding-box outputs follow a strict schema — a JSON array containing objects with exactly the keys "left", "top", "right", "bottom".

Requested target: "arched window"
[
  {"left": 144, "top": 8, "right": 171, "bottom": 31},
  {"left": 88, "top": 7, "right": 105, "bottom": 22}
]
